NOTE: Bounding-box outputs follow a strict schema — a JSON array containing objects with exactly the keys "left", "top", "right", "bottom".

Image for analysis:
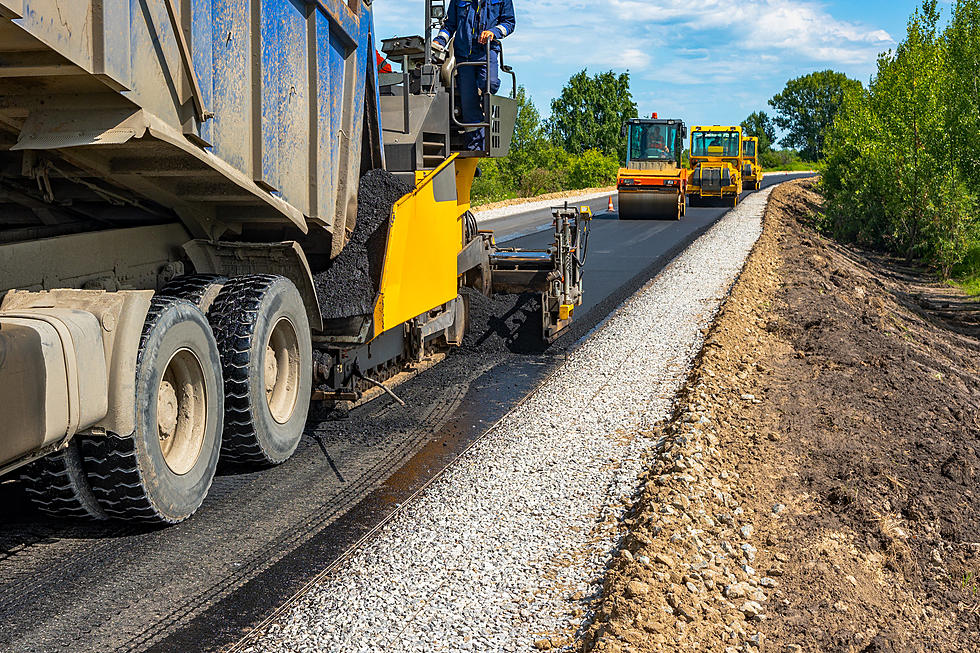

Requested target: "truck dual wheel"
[
  {"left": 20, "top": 441, "right": 107, "bottom": 520},
  {"left": 208, "top": 275, "right": 312, "bottom": 466},
  {"left": 83, "top": 297, "right": 224, "bottom": 524}
]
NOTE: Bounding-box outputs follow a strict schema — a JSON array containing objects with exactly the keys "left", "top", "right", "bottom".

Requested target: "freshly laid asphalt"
[{"left": 0, "top": 173, "right": 811, "bottom": 653}]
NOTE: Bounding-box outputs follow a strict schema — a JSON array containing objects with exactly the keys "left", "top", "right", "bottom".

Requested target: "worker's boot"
[{"left": 464, "top": 127, "right": 485, "bottom": 151}]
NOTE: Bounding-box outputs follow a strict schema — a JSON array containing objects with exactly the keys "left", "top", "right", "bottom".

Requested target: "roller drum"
[{"left": 618, "top": 190, "right": 681, "bottom": 220}]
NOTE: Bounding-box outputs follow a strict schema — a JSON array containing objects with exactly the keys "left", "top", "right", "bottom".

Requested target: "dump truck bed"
[{"left": 0, "top": 0, "right": 380, "bottom": 249}]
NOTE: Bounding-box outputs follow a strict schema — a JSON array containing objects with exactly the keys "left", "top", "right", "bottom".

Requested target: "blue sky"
[{"left": 373, "top": 0, "right": 922, "bottom": 132}]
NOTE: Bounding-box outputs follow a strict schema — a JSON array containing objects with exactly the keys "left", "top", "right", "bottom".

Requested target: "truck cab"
[{"left": 688, "top": 125, "right": 744, "bottom": 207}]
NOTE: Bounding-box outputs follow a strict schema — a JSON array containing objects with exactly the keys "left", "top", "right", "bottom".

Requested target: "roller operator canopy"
[
  {"left": 692, "top": 130, "right": 741, "bottom": 158},
  {"left": 627, "top": 122, "right": 681, "bottom": 163}
]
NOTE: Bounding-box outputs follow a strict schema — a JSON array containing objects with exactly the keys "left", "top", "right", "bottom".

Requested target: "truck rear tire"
[
  {"left": 209, "top": 275, "right": 312, "bottom": 467},
  {"left": 20, "top": 441, "right": 107, "bottom": 520},
  {"left": 83, "top": 297, "right": 224, "bottom": 524},
  {"left": 158, "top": 274, "right": 227, "bottom": 313}
]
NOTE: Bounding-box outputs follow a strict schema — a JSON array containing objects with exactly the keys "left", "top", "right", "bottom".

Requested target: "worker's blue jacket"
[{"left": 435, "top": 0, "right": 516, "bottom": 60}]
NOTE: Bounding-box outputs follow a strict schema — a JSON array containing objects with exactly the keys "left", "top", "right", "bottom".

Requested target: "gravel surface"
[{"left": 249, "top": 187, "right": 775, "bottom": 653}]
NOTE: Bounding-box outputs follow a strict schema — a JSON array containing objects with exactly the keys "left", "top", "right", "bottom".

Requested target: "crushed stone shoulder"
[{"left": 247, "top": 189, "right": 775, "bottom": 653}]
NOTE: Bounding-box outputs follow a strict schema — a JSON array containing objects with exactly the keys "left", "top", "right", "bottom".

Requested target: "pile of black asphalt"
[
  {"left": 459, "top": 289, "right": 548, "bottom": 355},
  {"left": 314, "top": 170, "right": 413, "bottom": 320}
]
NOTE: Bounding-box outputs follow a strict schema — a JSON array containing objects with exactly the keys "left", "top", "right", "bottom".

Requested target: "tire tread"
[
  {"left": 20, "top": 443, "right": 107, "bottom": 520},
  {"left": 81, "top": 297, "right": 215, "bottom": 524},
  {"left": 209, "top": 275, "right": 283, "bottom": 466}
]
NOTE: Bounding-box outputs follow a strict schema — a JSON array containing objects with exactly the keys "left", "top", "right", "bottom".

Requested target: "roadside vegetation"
[
  {"left": 472, "top": 71, "right": 634, "bottom": 206},
  {"left": 739, "top": 0, "right": 980, "bottom": 290},
  {"left": 739, "top": 70, "right": 858, "bottom": 173},
  {"left": 821, "top": 0, "right": 980, "bottom": 282}
]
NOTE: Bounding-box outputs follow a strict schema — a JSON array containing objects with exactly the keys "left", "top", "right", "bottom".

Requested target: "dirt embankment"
[{"left": 582, "top": 179, "right": 980, "bottom": 652}]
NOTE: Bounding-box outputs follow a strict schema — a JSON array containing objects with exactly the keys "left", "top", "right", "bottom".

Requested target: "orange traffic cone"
[{"left": 607, "top": 196, "right": 614, "bottom": 212}]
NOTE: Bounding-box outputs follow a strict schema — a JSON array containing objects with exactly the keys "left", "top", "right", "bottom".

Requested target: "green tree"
[
  {"left": 740, "top": 111, "right": 777, "bottom": 154},
  {"left": 547, "top": 70, "right": 637, "bottom": 161},
  {"left": 822, "top": 0, "right": 980, "bottom": 277},
  {"left": 769, "top": 70, "right": 863, "bottom": 161},
  {"left": 503, "top": 86, "right": 546, "bottom": 185}
]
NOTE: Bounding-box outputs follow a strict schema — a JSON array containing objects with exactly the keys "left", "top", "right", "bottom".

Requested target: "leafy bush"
[
  {"left": 519, "top": 168, "right": 562, "bottom": 197},
  {"left": 471, "top": 158, "right": 514, "bottom": 205},
  {"left": 567, "top": 149, "right": 620, "bottom": 189},
  {"left": 760, "top": 149, "right": 811, "bottom": 171}
]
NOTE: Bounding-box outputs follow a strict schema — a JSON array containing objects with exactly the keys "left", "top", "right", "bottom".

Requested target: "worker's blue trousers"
[{"left": 457, "top": 49, "right": 500, "bottom": 151}]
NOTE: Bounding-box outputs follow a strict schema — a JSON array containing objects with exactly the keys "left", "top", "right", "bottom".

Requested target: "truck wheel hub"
[
  {"left": 157, "top": 348, "right": 208, "bottom": 475},
  {"left": 265, "top": 317, "right": 300, "bottom": 425},
  {"left": 158, "top": 381, "right": 179, "bottom": 441}
]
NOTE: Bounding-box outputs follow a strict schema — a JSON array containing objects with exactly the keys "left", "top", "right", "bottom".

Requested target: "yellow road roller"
[
  {"left": 688, "top": 125, "right": 744, "bottom": 208},
  {"left": 741, "top": 136, "right": 764, "bottom": 191},
  {"left": 617, "top": 115, "right": 688, "bottom": 220}
]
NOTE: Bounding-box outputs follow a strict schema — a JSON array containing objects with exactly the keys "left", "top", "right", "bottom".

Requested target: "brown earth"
[{"left": 580, "top": 179, "right": 980, "bottom": 653}]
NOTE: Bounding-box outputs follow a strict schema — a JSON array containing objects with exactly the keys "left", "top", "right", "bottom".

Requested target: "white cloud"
[
  {"left": 375, "top": 0, "right": 891, "bottom": 71},
  {"left": 609, "top": 0, "right": 893, "bottom": 64},
  {"left": 369, "top": 0, "right": 894, "bottom": 123}
]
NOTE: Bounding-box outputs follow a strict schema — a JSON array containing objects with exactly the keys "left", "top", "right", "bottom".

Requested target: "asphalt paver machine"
[{"left": 0, "top": 0, "right": 589, "bottom": 524}]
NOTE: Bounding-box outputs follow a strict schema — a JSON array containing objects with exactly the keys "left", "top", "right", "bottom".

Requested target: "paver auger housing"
[{"left": 0, "top": 0, "right": 590, "bottom": 525}]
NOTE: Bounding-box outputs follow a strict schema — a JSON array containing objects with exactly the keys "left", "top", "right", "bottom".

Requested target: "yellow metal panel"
[
  {"left": 373, "top": 156, "right": 462, "bottom": 336},
  {"left": 454, "top": 157, "right": 479, "bottom": 216}
]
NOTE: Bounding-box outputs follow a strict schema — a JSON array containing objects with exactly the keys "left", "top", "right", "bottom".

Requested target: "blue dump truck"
[{"left": 0, "top": 0, "right": 590, "bottom": 524}]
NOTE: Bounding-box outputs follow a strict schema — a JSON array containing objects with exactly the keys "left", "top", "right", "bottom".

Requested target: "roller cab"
[
  {"left": 617, "top": 115, "right": 688, "bottom": 220},
  {"left": 688, "top": 126, "right": 744, "bottom": 208}
]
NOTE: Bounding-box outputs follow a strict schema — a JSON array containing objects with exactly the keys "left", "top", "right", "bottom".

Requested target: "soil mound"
[{"left": 583, "top": 178, "right": 980, "bottom": 653}]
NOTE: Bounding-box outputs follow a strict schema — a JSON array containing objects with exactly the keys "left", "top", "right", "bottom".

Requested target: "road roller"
[
  {"left": 617, "top": 115, "right": 688, "bottom": 220},
  {"left": 741, "top": 136, "right": 764, "bottom": 191},
  {"left": 688, "top": 125, "right": 744, "bottom": 208}
]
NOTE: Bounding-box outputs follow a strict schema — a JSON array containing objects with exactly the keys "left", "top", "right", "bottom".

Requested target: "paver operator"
[{"left": 433, "top": 0, "right": 517, "bottom": 151}]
